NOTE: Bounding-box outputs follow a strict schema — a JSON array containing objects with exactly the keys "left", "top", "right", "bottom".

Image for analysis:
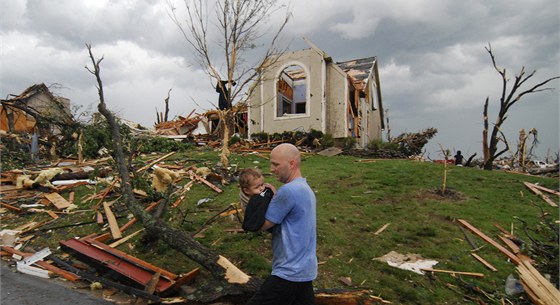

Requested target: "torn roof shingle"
[{"left": 336, "top": 56, "right": 377, "bottom": 83}]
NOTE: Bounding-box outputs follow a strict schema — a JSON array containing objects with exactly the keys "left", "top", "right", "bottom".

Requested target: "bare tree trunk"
[
  {"left": 481, "top": 44, "right": 559, "bottom": 170},
  {"left": 164, "top": 88, "right": 171, "bottom": 122}
]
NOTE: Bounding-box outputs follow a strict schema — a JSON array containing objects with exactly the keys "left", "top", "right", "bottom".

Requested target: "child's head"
[{"left": 239, "top": 168, "right": 265, "bottom": 196}]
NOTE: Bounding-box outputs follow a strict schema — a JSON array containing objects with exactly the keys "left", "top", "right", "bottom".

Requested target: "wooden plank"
[
  {"left": 144, "top": 270, "right": 161, "bottom": 294},
  {"left": 44, "top": 192, "right": 71, "bottom": 210},
  {"left": 109, "top": 229, "right": 144, "bottom": 248},
  {"left": 374, "top": 223, "right": 391, "bottom": 235},
  {"left": 103, "top": 202, "right": 122, "bottom": 239},
  {"left": 188, "top": 170, "right": 223, "bottom": 193},
  {"left": 524, "top": 182, "right": 558, "bottom": 207},
  {"left": 531, "top": 184, "right": 560, "bottom": 197},
  {"left": 136, "top": 152, "right": 176, "bottom": 173},
  {"left": 457, "top": 219, "right": 521, "bottom": 265},
  {"left": 46, "top": 210, "right": 59, "bottom": 219},
  {"left": 94, "top": 200, "right": 161, "bottom": 243},
  {"left": 421, "top": 268, "right": 484, "bottom": 278},
  {"left": 1, "top": 246, "right": 80, "bottom": 281},
  {"left": 517, "top": 260, "right": 560, "bottom": 305},
  {"left": 470, "top": 252, "right": 497, "bottom": 272},
  {"left": 0, "top": 202, "right": 22, "bottom": 212},
  {"left": 498, "top": 235, "right": 520, "bottom": 254}
]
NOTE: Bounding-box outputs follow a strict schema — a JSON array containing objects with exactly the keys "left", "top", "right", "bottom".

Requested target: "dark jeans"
[{"left": 246, "top": 275, "right": 315, "bottom": 305}]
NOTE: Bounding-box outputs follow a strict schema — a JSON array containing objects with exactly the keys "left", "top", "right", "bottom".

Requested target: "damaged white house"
[{"left": 247, "top": 44, "right": 384, "bottom": 147}]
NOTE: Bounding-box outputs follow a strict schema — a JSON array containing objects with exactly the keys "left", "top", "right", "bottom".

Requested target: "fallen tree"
[{"left": 85, "top": 44, "right": 260, "bottom": 302}]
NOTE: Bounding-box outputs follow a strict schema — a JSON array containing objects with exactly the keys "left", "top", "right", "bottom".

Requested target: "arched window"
[{"left": 276, "top": 64, "right": 307, "bottom": 117}]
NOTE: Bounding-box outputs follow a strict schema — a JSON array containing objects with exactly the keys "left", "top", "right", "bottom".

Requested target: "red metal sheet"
[{"left": 60, "top": 238, "right": 173, "bottom": 293}]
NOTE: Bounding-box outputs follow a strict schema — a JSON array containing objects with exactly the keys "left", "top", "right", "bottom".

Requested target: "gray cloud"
[{"left": 1, "top": 0, "right": 558, "bottom": 158}]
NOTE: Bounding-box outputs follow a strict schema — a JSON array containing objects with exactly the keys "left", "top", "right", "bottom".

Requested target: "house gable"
[{"left": 248, "top": 47, "right": 384, "bottom": 147}]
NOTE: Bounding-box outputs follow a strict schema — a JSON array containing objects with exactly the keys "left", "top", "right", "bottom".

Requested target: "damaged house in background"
[
  {"left": 1, "top": 83, "right": 74, "bottom": 136},
  {"left": 247, "top": 42, "right": 384, "bottom": 147}
]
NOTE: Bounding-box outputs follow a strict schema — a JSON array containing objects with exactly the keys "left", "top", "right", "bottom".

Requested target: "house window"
[{"left": 276, "top": 65, "right": 307, "bottom": 117}]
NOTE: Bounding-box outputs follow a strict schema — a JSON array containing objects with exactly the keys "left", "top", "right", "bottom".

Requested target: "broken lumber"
[
  {"left": 524, "top": 182, "right": 558, "bottom": 207},
  {"left": 103, "top": 202, "right": 122, "bottom": 239},
  {"left": 315, "top": 289, "right": 392, "bottom": 304},
  {"left": 44, "top": 192, "right": 71, "bottom": 209},
  {"left": 517, "top": 260, "right": 560, "bottom": 305},
  {"left": 421, "top": 268, "right": 485, "bottom": 278},
  {"left": 0, "top": 202, "right": 22, "bottom": 212},
  {"left": 136, "top": 151, "right": 176, "bottom": 173},
  {"left": 470, "top": 252, "right": 497, "bottom": 272},
  {"left": 457, "top": 219, "right": 521, "bottom": 265},
  {"left": 108, "top": 229, "right": 144, "bottom": 248},
  {"left": 374, "top": 223, "right": 390, "bottom": 235},
  {"left": 530, "top": 184, "right": 560, "bottom": 197},
  {"left": 188, "top": 170, "right": 223, "bottom": 193},
  {"left": 1, "top": 246, "right": 79, "bottom": 281},
  {"left": 94, "top": 200, "right": 161, "bottom": 243}
]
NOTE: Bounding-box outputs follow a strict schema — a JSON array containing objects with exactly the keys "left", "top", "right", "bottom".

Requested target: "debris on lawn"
[
  {"left": 373, "top": 251, "right": 438, "bottom": 275},
  {"left": 457, "top": 218, "right": 560, "bottom": 305}
]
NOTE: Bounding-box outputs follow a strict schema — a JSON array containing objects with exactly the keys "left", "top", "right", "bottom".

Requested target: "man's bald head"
[
  {"left": 272, "top": 143, "right": 301, "bottom": 165},
  {"left": 270, "top": 143, "right": 302, "bottom": 183}
]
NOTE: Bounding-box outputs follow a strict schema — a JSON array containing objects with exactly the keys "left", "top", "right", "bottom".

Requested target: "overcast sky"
[{"left": 1, "top": 0, "right": 558, "bottom": 160}]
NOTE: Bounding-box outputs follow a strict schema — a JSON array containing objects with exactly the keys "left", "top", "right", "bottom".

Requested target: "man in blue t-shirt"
[{"left": 246, "top": 143, "right": 317, "bottom": 305}]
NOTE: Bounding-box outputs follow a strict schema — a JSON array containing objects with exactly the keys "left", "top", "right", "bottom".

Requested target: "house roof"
[
  {"left": 3, "top": 83, "right": 55, "bottom": 102},
  {"left": 336, "top": 56, "right": 377, "bottom": 83}
]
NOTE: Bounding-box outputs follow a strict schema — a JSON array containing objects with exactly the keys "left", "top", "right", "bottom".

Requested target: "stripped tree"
[
  {"left": 482, "top": 44, "right": 559, "bottom": 170},
  {"left": 168, "top": 0, "right": 291, "bottom": 168}
]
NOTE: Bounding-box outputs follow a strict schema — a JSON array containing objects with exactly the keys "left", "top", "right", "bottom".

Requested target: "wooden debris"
[
  {"left": 103, "top": 202, "right": 122, "bottom": 239},
  {"left": 94, "top": 200, "right": 162, "bottom": 243},
  {"left": 498, "top": 235, "right": 520, "bottom": 254},
  {"left": 188, "top": 170, "right": 223, "bottom": 193},
  {"left": 136, "top": 151, "right": 176, "bottom": 173},
  {"left": 457, "top": 219, "right": 521, "bottom": 265},
  {"left": 44, "top": 192, "right": 71, "bottom": 210},
  {"left": 338, "top": 276, "right": 353, "bottom": 286},
  {"left": 109, "top": 229, "right": 144, "bottom": 248},
  {"left": 1, "top": 246, "right": 79, "bottom": 281},
  {"left": 315, "top": 289, "right": 392, "bottom": 304},
  {"left": 46, "top": 210, "right": 59, "bottom": 219},
  {"left": 356, "top": 159, "right": 377, "bottom": 163},
  {"left": 145, "top": 270, "right": 161, "bottom": 294},
  {"left": 421, "top": 268, "right": 484, "bottom": 278},
  {"left": 374, "top": 223, "right": 390, "bottom": 235},
  {"left": 530, "top": 184, "right": 560, "bottom": 197},
  {"left": 470, "top": 252, "right": 498, "bottom": 272},
  {"left": 524, "top": 182, "right": 558, "bottom": 207},
  {"left": 0, "top": 202, "right": 22, "bottom": 212},
  {"left": 517, "top": 260, "right": 560, "bottom": 305}
]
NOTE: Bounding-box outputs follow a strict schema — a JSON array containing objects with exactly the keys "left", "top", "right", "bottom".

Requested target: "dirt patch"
[{"left": 415, "top": 188, "right": 467, "bottom": 202}]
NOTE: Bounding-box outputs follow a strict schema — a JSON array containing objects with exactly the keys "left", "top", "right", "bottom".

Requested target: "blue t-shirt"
[{"left": 265, "top": 177, "right": 317, "bottom": 282}]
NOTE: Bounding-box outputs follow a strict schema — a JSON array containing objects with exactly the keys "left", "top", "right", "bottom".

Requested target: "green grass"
[{"left": 2, "top": 148, "right": 558, "bottom": 304}]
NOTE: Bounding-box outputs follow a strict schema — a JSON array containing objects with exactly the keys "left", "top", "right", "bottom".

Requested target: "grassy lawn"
[{"left": 2, "top": 148, "right": 558, "bottom": 304}]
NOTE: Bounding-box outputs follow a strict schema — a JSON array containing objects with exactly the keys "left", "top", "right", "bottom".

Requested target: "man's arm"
[{"left": 260, "top": 219, "right": 275, "bottom": 231}]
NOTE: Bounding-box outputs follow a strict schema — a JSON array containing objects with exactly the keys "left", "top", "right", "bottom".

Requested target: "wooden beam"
[
  {"left": 530, "top": 184, "right": 560, "bottom": 197},
  {"left": 103, "top": 202, "right": 122, "bottom": 239},
  {"left": 188, "top": 170, "right": 223, "bottom": 193},
  {"left": 457, "top": 219, "right": 521, "bottom": 265},
  {"left": 0, "top": 202, "right": 22, "bottom": 212},
  {"left": 1, "top": 246, "right": 79, "bottom": 281},
  {"left": 421, "top": 268, "right": 484, "bottom": 278},
  {"left": 524, "top": 182, "right": 558, "bottom": 207},
  {"left": 470, "top": 252, "right": 497, "bottom": 272},
  {"left": 517, "top": 260, "right": 560, "bottom": 305},
  {"left": 44, "top": 192, "right": 71, "bottom": 210}
]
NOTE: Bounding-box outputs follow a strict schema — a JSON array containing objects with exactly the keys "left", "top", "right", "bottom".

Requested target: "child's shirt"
[{"left": 242, "top": 187, "right": 274, "bottom": 232}]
